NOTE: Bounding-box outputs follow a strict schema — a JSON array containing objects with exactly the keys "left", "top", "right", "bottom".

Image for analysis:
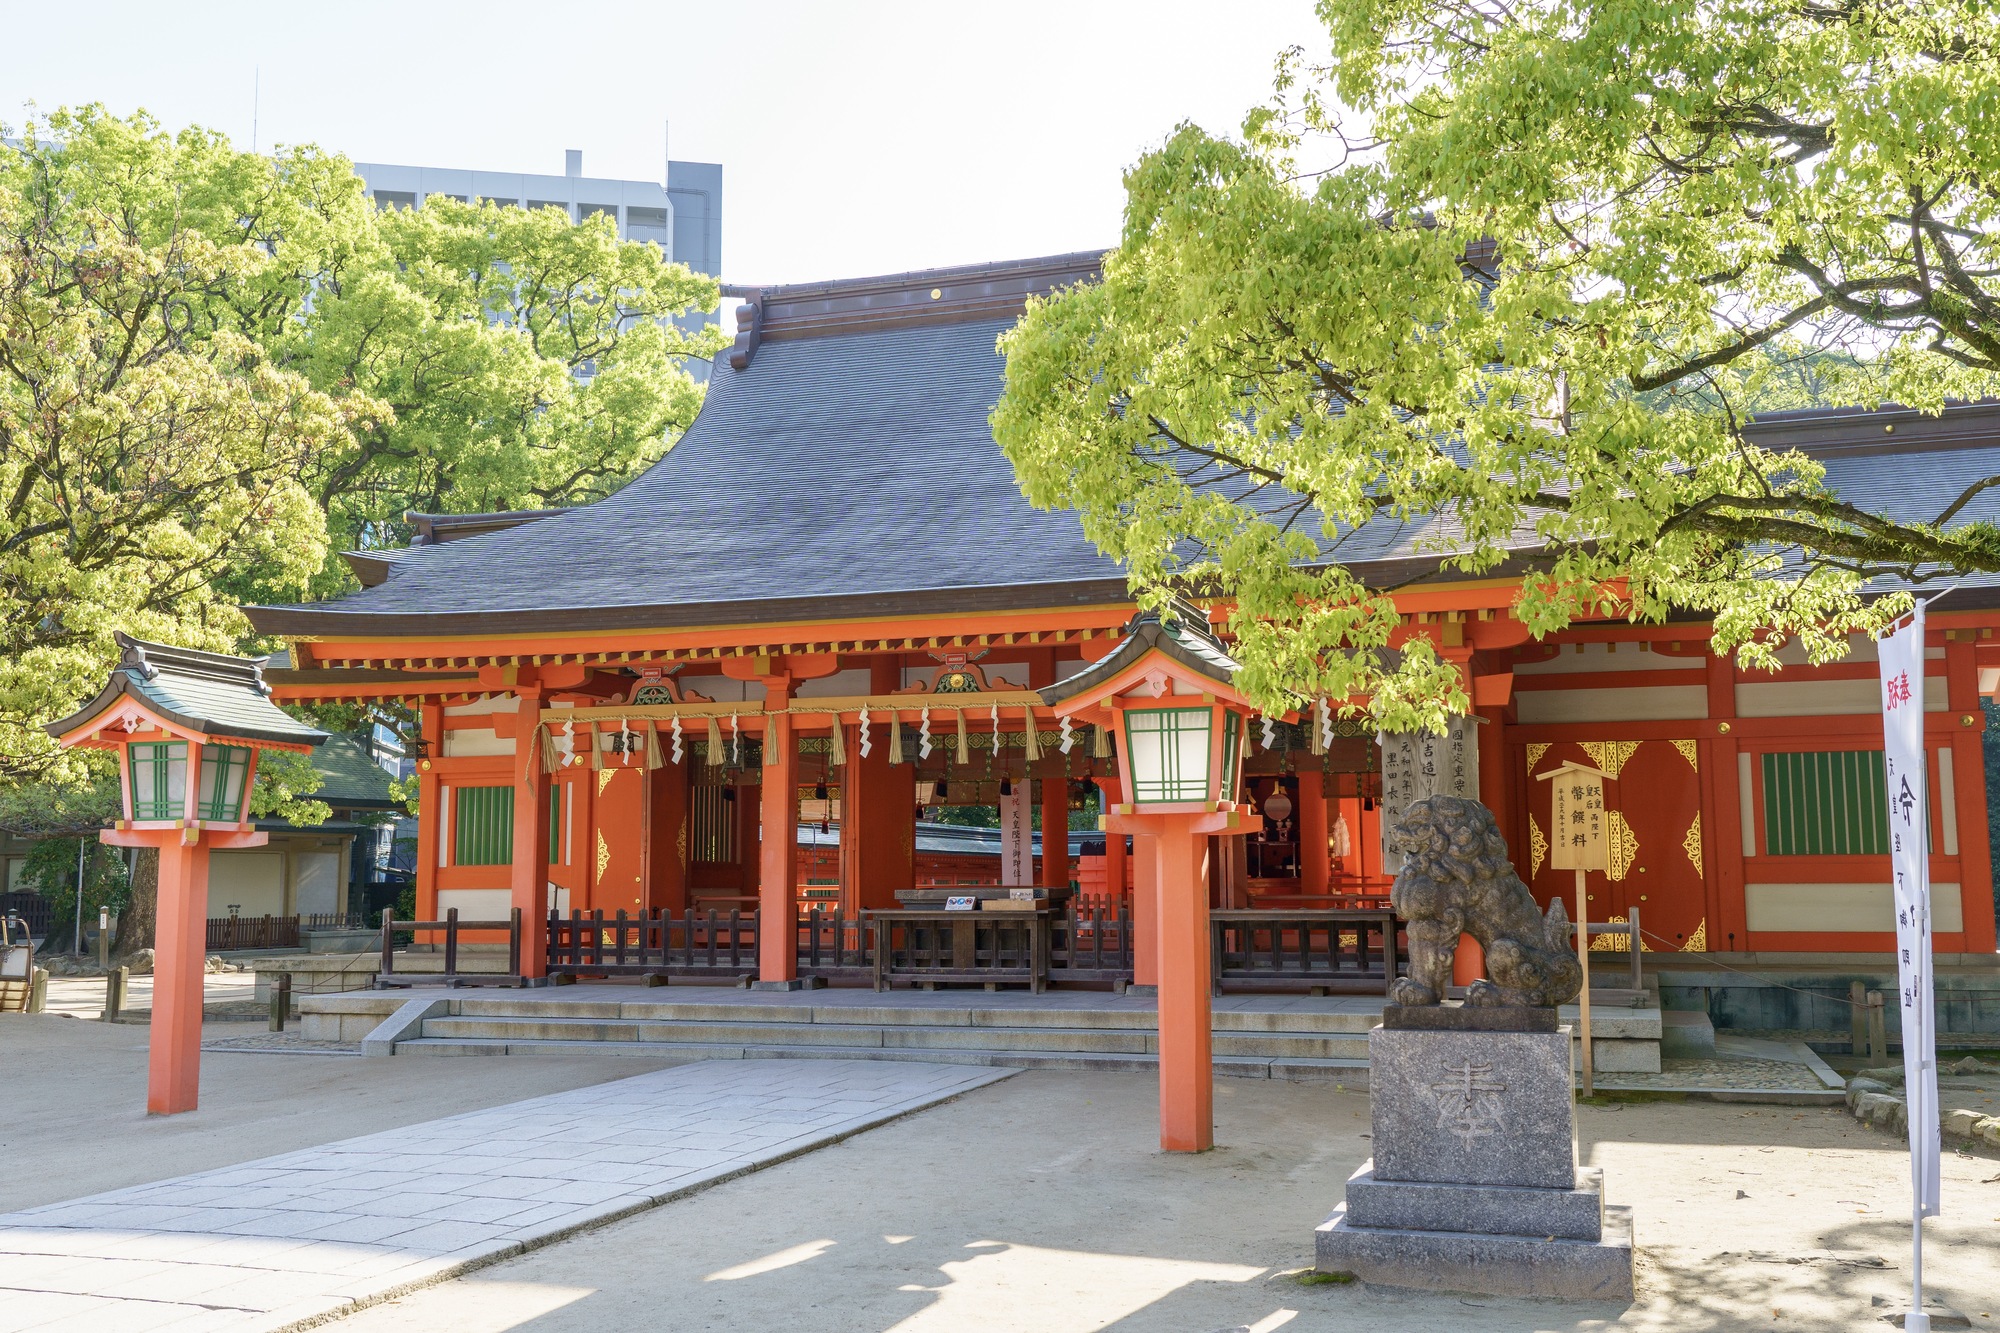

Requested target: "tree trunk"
[{"left": 115, "top": 847, "right": 157, "bottom": 956}]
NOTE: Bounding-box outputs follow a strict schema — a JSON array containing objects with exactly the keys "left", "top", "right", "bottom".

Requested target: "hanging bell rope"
[
  {"left": 888, "top": 708, "right": 904, "bottom": 765},
  {"left": 955, "top": 709, "right": 971, "bottom": 766},
  {"left": 589, "top": 723, "right": 604, "bottom": 770},
  {"left": 829, "top": 713, "right": 847, "bottom": 766},
  {"left": 1093, "top": 723, "right": 1111, "bottom": 759},
  {"left": 644, "top": 721, "right": 664, "bottom": 771},
  {"left": 1022, "top": 710, "right": 1042, "bottom": 762},
  {"left": 536, "top": 723, "right": 559, "bottom": 774},
  {"left": 707, "top": 715, "right": 725, "bottom": 767}
]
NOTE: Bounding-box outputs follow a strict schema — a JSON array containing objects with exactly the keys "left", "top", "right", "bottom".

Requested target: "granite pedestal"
[{"left": 1315, "top": 1005, "right": 1635, "bottom": 1300}]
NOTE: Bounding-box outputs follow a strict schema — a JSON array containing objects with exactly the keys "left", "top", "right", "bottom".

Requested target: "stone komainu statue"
[{"left": 1386, "top": 794, "right": 1583, "bottom": 1009}]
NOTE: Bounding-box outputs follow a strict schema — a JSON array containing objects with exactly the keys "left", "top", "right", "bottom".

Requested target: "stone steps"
[
  {"left": 413, "top": 1013, "right": 1373, "bottom": 1061},
  {"left": 390, "top": 1034, "right": 1373, "bottom": 1083}
]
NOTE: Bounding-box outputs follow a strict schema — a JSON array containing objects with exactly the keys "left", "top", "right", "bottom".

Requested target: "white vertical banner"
[
  {"left": 1879, "top": 603, "right": 1941, "bottom": 1227},
  {"left": 1001, "top": 782, "right": 1034, "bottom": 886}
]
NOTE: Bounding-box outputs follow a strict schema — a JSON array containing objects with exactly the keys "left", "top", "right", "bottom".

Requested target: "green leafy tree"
[
  {"left": 1, "top": 105, "right": 721, "bottom": 773},
  {"left": 994, "top": 0, "right": 2000, "bottom": 728},
  {"left": 22, "top": 835, "right": 128, "bottom": 956}
]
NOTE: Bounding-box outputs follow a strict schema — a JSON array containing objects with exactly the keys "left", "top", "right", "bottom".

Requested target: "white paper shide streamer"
[
  {"left": 858, "top": 704, "right": 872, "bottom": 758},
  {"left": 918, "top": 706, "right": 933, "bottom": 759},
  {"left": 1058, "top": 716, "right": 1075, "bottom": 754},
  {"left": 670, "top": 716, "right": 685, "bottom": 765}
]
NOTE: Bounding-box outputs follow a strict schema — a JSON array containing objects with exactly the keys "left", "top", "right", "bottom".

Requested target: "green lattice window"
[
  {"left": 548, "top": 783, "right": 565, "bottom": 866},
  {"left": 128, "top": 741, "right": 188, "bottom": 820},
  {"left": 1123, "top": 707, "right": 1213, "bottom": 804},
  {"left": 196, "top": 745, "right": 253, "bottom": 821},
  {"left": 455, "top": 786, "right": 514, "bottom": 866},
  {"left": 1221, "top": 711, "right": 1242, "bottom": 800},
  {"left": 1761, "top": 750, "right": 1892, "bottom": 856}
]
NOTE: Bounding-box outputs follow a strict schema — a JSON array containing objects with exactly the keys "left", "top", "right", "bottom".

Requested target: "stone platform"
[{"left": 1314, "top": 1008, "right": 1636, "bottom": 1300}]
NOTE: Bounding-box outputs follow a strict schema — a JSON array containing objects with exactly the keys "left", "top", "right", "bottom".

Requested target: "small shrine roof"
[{"left": 48, "top": 634, "right": 330, "bottom": 748}]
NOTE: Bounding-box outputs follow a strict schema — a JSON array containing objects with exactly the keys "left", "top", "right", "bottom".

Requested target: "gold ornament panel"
[
  {"left": 1605, "top": 810, "right": 1637, "bottom": 882},
  {"left": 1682, "top": 919, "right": 1707, "bottom": 952},
  {"left": 1528, "top": 814, "right": 1547, "bottom": 878},
  {"left": 1525, "top": 742, "right": 1551, "bottom": 774},
  {"left": 1580, "top": 740, "right": 1641, "bottom": 780},
  {"left": 596, "top": 830, "right": 611, "bottom": 881},
  {"left": 1683, "top": 813, "right": 1703, "bottom": 877},
  {"left": 597, "top": 768, "right": 615, "bottom": 795},
  {"left": 1590, "top": 913, "right": 1633, "bottom": 952},
  {"left": 1670, "top": 738, "right": 1699, "bottom": 771}
]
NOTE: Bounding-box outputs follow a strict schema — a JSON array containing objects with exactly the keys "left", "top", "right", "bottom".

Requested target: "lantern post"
[
  {"left": 47, "top": 635, "right": 327, "bottom": 1115},
  {"left": 1041, "top": 602, "right": 1260, "bottom": 1151}
]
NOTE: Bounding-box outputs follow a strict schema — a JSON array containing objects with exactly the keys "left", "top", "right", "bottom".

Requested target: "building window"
[
  {"left": 581, "top": 203, "right": 618, "bottom": 224},
  {"left": 691, "top": 786, "right": 734, "bottom": 863},
  {"left": 372, "top": 190, "right": 416, "bottom": 210},
  {"left": 1761, "top": 750, "right": 1895, "bottom": 856},
  {"left": 129, "top": 741, "right": 188, "bottom": 820},
  {"left": 425, "top": 193, "right": 468, "bottom": 205},
  {"left": 526, "top": 199, "right": 571, "bottom": 218},
  {"left": 1122, "top": 707, "right": 1213, "bottom": 804},
  {"left": 454, "top": 786, "right": 514, "bottom": 866}
]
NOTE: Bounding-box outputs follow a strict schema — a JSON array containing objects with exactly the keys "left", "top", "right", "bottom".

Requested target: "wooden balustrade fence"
[
  {"left": 206, "top": 914, "right": 299, "bottom": 952},
  {"left": 546, "top": 909, "right": 759, "bottom": 980},
  {"left": 871, "top": 910, "right": 1051, "bottom": 993},
  {"left": 376, "top": 908, "right": 523, "bottom": 987},
  {"left": 1210, "top": 909, "right": 1403, "bottom": 994},
  {"left": 1050, "top": 901, "right": 1134, "bottom": 981}
]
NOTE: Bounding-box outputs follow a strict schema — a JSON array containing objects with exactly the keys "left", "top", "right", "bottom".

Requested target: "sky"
[{"left": 0, "top": 1, "right": 1327, "bottom": 285}]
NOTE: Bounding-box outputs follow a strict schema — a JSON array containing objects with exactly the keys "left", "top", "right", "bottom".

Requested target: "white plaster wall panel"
[
  {"left": 443, "top": 727, "right": 515, "bottom": 757},
  {"left": 443, "top": 697, "right": 519, "bottom": 717},
  {"left": 1745, "top": 881, "right": 1963, "bottom": 933},
  {"left": 207, "top": 851, "right": 285, "bottom": 917},
  {"left": 436, "top": 888, "right": 513, "bottom": 920},
  {"left": 293, "top": 852, "right": 341, "bottom": 915},
  {"left": 1734, "top": 676, "right": 1945, "bottom": 717},
  {"left": 1514, "top": 643, "right": 1706, "bottom": 675},
  {"left": 793, "top": 669, "right": 874, "bottom": 698},
  {"left": 1513, "top": 685, "right": 1709, "bottom": 724}
]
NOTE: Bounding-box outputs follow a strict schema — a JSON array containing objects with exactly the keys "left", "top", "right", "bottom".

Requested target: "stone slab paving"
[{"left": 0, "top": 1059, "right": 1012, "bottom": 1333}]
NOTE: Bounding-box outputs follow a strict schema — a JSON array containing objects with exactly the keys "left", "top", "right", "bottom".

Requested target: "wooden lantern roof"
[
  {"left": 48, "top": 634, "right": 329, "bottom": 752},
  {"left": 1041, "top": 600, "right": 1257, "bottom": 719}
]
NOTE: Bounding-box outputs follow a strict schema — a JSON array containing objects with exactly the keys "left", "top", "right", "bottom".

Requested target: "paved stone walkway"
[{"left": 0, "top": 1059, "right": 1012, "bottom": 1332}]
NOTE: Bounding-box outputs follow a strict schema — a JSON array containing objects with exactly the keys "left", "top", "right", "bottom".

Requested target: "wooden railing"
[
  {"left": 376, "top": 908, "right": 523, "bottom": 987},
  {"left": 870, "top": 910, "right": 1051, "bottom": 993},
  {"left": 1050, "top": 901, "right": 1134, "bottom": 982},
  {"left": 1210, "top": 909, "right": 1403, "bottom": 994},
  {"left": 0, "top": 892, "right": 50, "bottom": 938},
  {"left": 545, "top": 909, "right": 759, "bottom": 980},
  {"left": 797, "top": 907, "right": 871, "bottom": 979},
  {"left": 206, "top": 914, "right": 300, "bottom": 952}
]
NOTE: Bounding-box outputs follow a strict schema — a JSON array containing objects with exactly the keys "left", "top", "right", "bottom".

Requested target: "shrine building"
[{"left": 247, "top": 251, "right": 2000, "bottom": 992}]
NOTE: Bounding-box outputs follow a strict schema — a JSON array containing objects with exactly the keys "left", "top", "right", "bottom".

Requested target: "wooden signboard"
[
  {"left": 1536, "top": 759, "right": 1611, "bottom": 1095},
  {"left": 1546, "top": 765, "right": 1608, "bottom": 872}
]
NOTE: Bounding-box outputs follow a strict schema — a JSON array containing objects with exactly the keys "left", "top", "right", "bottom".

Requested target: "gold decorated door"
[{"left": 1523, "top": 739, "right": 1708, "bottom": 955}]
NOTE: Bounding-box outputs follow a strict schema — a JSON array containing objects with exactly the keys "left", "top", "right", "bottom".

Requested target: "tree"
[
  {"left": 0, "top": 119, "right": 349, "bottom": 782},
  {"left": 993, "top": 0, "right": 2000, "bottom": 729},
  {"left": 1, "top": 106, "right": 723, "bottom": 774}
]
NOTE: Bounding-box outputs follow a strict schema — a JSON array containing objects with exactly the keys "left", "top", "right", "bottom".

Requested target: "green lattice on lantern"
[
  {"left": 129, "top": 741, "right": 188, "bottom": 820},
  {"left": 1123, "top": 707, "right": 1213, "bottom": 804},
  {"left": 196, "top": 745, "right": 254, "bottom": 822}
]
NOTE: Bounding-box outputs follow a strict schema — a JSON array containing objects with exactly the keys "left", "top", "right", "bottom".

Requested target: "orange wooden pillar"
[
  {"left": 1040, "top": 777, "right": 1069, "bottom": 890},
  {"left": 1154, "top": 828, "right": 1214, "bottom": 1151},
  {"left": 1131, "top": 830, "right": 1159, "bottom": 986},
  {"left": 843, "top": 715, "right": 914, "bottom": 911},
  {"left": 645, "top": 756, "right": 690, "bottom": 915},
  {"left": 510, "top": 684, "right": 551, "bottom": 980},
  {"left": 148, "top": 836, "right": 211, "bottom": 1115},
  {"left": 759, "top": 698, "right": 798, "bottom": 983},
  {"left": 415, "top": 702, "right": 443, "bottom": 921},
  {"left": 1297, "top": 769, "right": 1329, "bottom": 896},
  {"left": 1095, "top": 776, "right": 1127, "bottom": 905},
  {"left": 1945, "top": 640, "right": 1998, "bottom": 952}
]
